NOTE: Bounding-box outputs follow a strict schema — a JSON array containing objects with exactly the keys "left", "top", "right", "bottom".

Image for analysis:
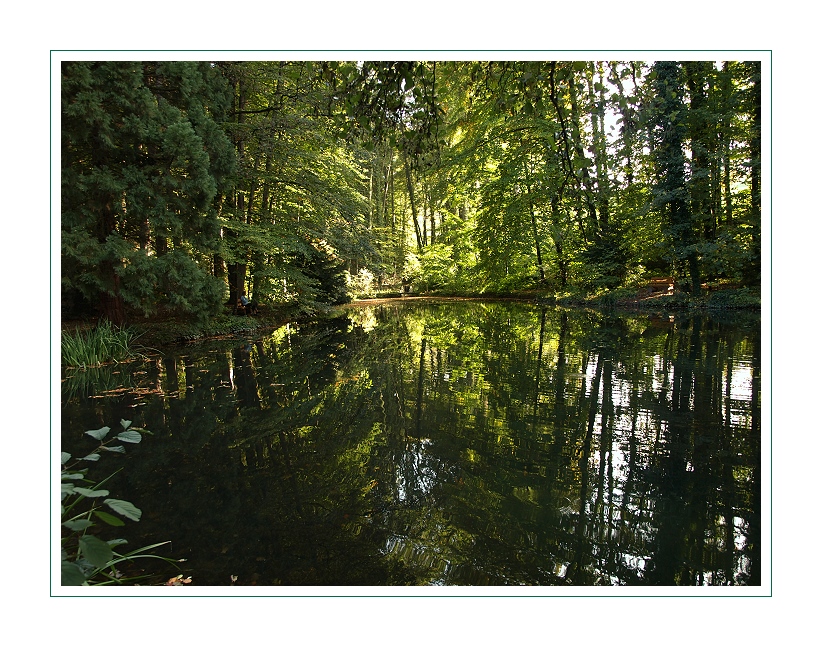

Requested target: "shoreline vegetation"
[
  {"left": 61, "top": 284, "right": 759, "bottom": 360},
  {"left": 61, "top": 61, "right": 761, "bottom": 345}
]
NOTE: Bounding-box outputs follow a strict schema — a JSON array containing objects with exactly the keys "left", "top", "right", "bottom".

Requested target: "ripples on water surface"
[{"left": 61, "top": 301, "right": 762, "bottom": 587}]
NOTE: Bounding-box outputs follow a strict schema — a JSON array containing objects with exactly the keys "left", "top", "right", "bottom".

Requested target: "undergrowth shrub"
[{"left": 60, "top": 420, "right": 186, "bottom": 586}]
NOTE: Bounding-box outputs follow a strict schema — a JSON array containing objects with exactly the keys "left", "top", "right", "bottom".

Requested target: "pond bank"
[{"left": 62, "top": 286, "right": 760, "bottom": 352}]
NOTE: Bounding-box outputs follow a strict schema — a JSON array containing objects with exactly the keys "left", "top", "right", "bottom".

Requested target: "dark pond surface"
[{"left": 61, "top": 300, "right": 762, "bottom": 587}]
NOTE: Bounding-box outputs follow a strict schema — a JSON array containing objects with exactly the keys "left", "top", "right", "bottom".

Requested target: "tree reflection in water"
[{"left": 61, "top": 301, "right": 761, "bottom": 586}]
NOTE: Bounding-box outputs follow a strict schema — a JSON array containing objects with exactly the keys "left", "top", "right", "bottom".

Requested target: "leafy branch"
[{"left": 60, "top": 419, "right": 186, "bottom": 586}]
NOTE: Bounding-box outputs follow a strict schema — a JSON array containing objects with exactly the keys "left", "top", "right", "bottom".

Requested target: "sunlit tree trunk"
[
  {"left": 567, "top": 67, "right": 599, "bottom": 238},
  {"left": 587, "top": 62, "right": 610, "bottom": 230}
]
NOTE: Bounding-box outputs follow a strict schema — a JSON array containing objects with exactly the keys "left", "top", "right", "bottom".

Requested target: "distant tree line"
[{"left": 61, "top": 60, "right": 761, "bottom": 324}]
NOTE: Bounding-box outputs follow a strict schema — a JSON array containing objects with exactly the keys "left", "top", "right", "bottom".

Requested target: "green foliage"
[
  {"left": 61, "top": 321, "right": 146, "bottom": 368},
  {"left": 409, "top": 243, "right": 458, "bottom": 292},
  {"left": 294, "top": 241, "right": 352, "bottom": 308},
  {"left": 118, "top": 250, "right": 225, "bottom": 320},
  {"left": 346, "top": 268, "right": 377, "bottom": 299},
  {"left": 577, "top": 227, "right": 631, "bottom": 290},
  {"left": 706, "top": 287, "right": 760, "bottom": 309},
  {"left": 60, "top": 59, "right": 760, "bottom": 321},
  {"left": 60, "top": 420, "right": 183, "bottom": 586},
  {"left": 61, "top": 61, "right": 236, "bottom": 322}
]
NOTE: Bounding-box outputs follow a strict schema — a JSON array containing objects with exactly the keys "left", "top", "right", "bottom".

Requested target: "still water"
[{"left": 61, "top": 300, "right": 761, "bottom": 587}]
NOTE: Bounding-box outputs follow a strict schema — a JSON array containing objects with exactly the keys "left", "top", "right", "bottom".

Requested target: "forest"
[
  {"left": 59, "top": 58, "right": 763, "bottom": 588},
  {"left": 61, "top": 60, "right": 761, "bottom": 326}
]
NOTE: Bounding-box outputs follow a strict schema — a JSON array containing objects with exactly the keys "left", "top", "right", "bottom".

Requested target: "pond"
[{"left": 60, "top": 300, "right": 762, "bottom": 587}]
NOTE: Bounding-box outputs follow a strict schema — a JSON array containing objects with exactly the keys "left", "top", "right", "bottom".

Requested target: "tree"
[
  {"left": 648, "top": 61, "right": 701, "bottom": 293},
  {"left": 61, "top": 61, "right": 236, "bottom": 324}
]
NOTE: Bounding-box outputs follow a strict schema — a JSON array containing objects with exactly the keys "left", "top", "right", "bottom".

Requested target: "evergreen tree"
[{"left": 61, "top": 61, "right": 236, "bottom": 324}]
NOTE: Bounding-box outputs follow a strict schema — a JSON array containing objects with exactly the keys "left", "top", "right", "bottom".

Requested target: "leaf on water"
[
  {"left": 85, "top": 426, "right": 111, "bottom": 441},
  {"left": 106, "top": 538, "right": 128, "bottom": 547},
  {"left": 81, "top": 453, "right": 101, "bottom": 462},
  {"left": 61, "top": 452, "right": 71, "bottom": 464},
  {"left": 79, "top": 535, "right": 114, "bottom": 568},
  {"left": 61, "top": 472, "right": 84, "bottom": 480},
  {"left": 104, "top": 498, "right": 142, "bottom": 521},
  {"left": 120, "top": 419, "right": 132, "bottom": 430},
  {"left": 73, "top": 487, "right": 110, "bottom": 498},
  {"left": 93, "top": 510, "right": 126, "bottom": 527},
  {"left": 101, "top": 445, "right": 126, "bottom": 453},
  {"left": 116, "top": 430, "right": 142, "bottom": 444}
]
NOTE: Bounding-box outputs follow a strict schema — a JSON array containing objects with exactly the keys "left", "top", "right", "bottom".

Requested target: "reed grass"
[{"left": 61, "top": 321, "right": 144, "bottom": 369}]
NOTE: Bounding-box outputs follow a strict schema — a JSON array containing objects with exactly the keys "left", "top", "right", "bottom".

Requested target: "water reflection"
[{"left": 61, "top": 301, "right": 761, "bottom": 586}]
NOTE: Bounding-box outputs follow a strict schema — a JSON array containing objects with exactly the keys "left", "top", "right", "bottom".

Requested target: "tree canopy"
[{"left": 61, "top": 59, "right": 762, "bottom": 324}]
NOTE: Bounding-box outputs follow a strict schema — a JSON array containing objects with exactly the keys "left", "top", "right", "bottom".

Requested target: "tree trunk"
[
  {"left": 587, "top": 62, "right": 610, "bottom": 230},
  {"left": 567, "top": 67, "right": 599, "bottom": 238},
  {"left": 98, "top": 196, "right": 126, "bottom": 325},
  {"left": 523, "top": 159, "right": 545, "bottom": 282},
  {"left": 750, "top": 62, "right": 761, "bottom": 223},
  {"left": 551, "top": 194, "right": 568, "bottom": 288},
  {"left": 403, "top": 152, "right": 424, "bottom": 252},
  {"left": 685, "top": 62, "right": 714, "bottom": 246}
]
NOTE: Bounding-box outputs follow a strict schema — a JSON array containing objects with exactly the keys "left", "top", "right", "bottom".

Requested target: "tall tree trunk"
[
  {"left": 567, "top": 67, "right": 599, "bottom": 238},
  {"left": 750, "top": 62, "right": 762, "bottom": 224},
  {"left": 403, "top": 151, "right": 424, "bottom": 252},
  {"left": 226, "top": 73, "right": 248, "bottom": 307},
  {"left": 551, "top": 194, "right": 568, "bottom": 288},
  {"left": 608, "top": 62, "right": 635, "bottom": 186},
  {"left": 523, "top": 158, "right": 545, "bottom": 282},
  {"left": 368, "top": 157, "right": 374, "bottom": 230},
  {"left": 685, "top": 61, "right": 714, "bottom": 246},
  {"left": 587, "top": 62, "right": 610, "bottom": 230},
  {"left": 98, "top": 196, "right": 126, "bottom": 325},
  {"left": 653, "top": 61, "right": 700, "bottom": 294}
]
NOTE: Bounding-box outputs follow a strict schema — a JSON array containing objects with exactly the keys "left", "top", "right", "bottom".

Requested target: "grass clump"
[{"left": 61, "top": 320, "right": 145, "bottom": 369}]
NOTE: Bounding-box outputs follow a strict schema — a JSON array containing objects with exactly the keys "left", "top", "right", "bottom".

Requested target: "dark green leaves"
[
  {"left": 79, "top": 535, "right": 114, "bottom": 568},
  {"left": 73, "top": 487, "right": 110, "bottom": 498},
  {"left": 116, "top": 430, "right": 142, "bottom": 444},
  {"left": 104, "top": 499, "right": 142, "bottom": 522},
  {"left": 94, "top": 510, "right": 126, "bottom": 527},
  {"left": 61, "top": 560, "right": 87, "bottom": 586},
  {"left": 85, "top": 426, "right": 111, "bottom": 441},
  {"left": 63, "top": 519, "right": 94, "bottom": 531}
]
